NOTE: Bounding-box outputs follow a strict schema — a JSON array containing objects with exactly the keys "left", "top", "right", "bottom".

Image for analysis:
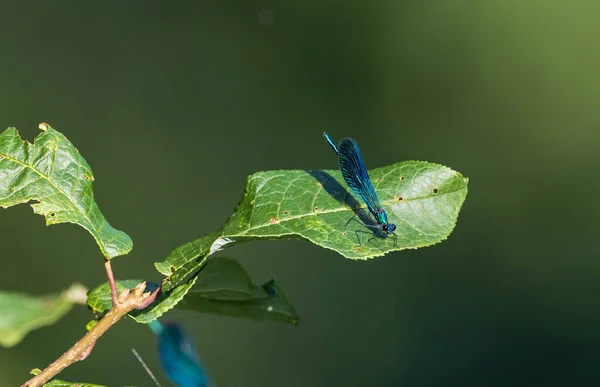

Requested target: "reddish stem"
[{"left": 104, "top": 259, "right": 119, "bottom": 306}]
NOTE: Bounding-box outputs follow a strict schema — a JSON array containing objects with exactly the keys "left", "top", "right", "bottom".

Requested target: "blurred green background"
[{"left": 1, "top": 1, "right": 600, "bottom": 386}]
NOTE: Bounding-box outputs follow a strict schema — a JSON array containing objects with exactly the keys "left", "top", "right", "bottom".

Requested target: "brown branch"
[{"left": 21, "top": 282, "right": 155, "bottom": 387}]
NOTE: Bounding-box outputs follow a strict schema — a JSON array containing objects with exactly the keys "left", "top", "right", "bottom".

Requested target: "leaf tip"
[{"left": 63, "top": 283, "right": 89, "bottom": 305}]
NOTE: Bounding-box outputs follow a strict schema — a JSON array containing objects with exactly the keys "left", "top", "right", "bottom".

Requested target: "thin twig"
[
  {"left": 104, "top": 259, "right": 120, "bottom": 307},
  {"left": 21, "top": 282, "right": 155, "bottom": 387}
]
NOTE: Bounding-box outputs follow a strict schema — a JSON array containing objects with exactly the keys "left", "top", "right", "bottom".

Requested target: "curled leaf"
[{"left": 0, "top": 124, "right": 132, "bottom": 259}]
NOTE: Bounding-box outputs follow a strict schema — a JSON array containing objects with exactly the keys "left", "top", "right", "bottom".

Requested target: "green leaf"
[
  {"left": 86, "top": 279, "right": 148, "bottom": 313},
  {"left": 156, "top": 162, "right": 468, "bottom": 288},
  {"left": 86, "top": 277, "right": 198, "bottom": 324},
  {"left": 0, "top": 284, "right": 85, "bottom": 347},
  {"left": 0, "top": 123, "right": 132, "bottom": 259},
  {"left": 85, "top": 319, "right": 98, "bottom": 331},
  {"left": 129, "top": 276, "right": 198, "bottom": 324},
  {"left": 87, "top": 258, "right": 297, "bottom": 324},
  {"left": 30, "top": 368, "right": 124, "bottom": 386},
  {"left": 178, "top": 279, "right": 299, "bottom": 325},
  {"left": 191, "top": 257, "right": 267, "bottom": 300},
  {"left": 154, "top": 230, "right": 221, "bottom": 289},
  {"left": 43, "top": 380, "right": 107, "bottom": 387}
]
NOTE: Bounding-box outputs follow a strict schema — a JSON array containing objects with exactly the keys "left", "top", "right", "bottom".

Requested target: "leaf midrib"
[{"left": 241, "top": 181, "right": 467, "bottom": 234}]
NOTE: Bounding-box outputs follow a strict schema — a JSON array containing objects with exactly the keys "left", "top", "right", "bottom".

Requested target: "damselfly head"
[{"left": 383, "top": 223, "right": 396, "bottom": 233}]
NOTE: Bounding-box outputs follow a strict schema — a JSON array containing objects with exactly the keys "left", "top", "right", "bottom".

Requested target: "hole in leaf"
[
  {"left": 283, "top": 210, "right": 289, "bottom": 215},
  {"left": 83, "top": 173, "right": 90, "bottom": 180},
  {"left": 433, "top": 188, "right": 439, "bottom": 194},
  {"left": 49, "top": 212, "right": 56, "bottom": 217},
  {"left": 400, "top": 176, "right": 405, "bottom": 181},
  {"left": 314, "top": 207, "right": 319, "bottom": 211},
  {"left": 396, "top": 197, "right": 403, "bottom": 202}
]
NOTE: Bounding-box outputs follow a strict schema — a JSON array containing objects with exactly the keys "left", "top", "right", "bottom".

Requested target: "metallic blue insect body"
[
  {"left": 148, "top": 320, "right": 212, "bottom": 387},
  {"left": 323, "top": 132, "right": 397, "bottom": 244}
]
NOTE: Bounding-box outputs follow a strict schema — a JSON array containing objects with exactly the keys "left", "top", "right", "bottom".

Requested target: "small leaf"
[
  {"left": 31, "top": 366, "right": 134, "bottom": 386},
  {"left": 0, "top": 124, "right": 132, "bottom": 259},
  {"left": 0, "top": 285, "right": 79, "bottom": 347},
  {"left": 43, "top": 380, "right": 107, "bottom": 387},
  {"left": 86, "top": 279, "right": 148, "bottom": 313},
  {"left": 156, "top": 162, "right": 468, "bottom": 288},
  {"left": 85, "top": 319, "right": 99, "bottom": 331},
  {"left": 178, "top": 279, "right": 299, "bottom": 325},
  {"left": 86, "top": 277, "right": 197, "bottom": 324},
  {"left": 43, "top": 378, "right": 107, "bottom": 387}
]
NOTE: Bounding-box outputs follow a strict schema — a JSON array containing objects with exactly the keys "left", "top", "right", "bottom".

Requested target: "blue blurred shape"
[{"left": 151, "top": 320, "right": 213, "bottom": 387}]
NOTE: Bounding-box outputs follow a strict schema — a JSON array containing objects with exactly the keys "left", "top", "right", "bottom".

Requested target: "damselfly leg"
[{"left": 344, "top": 214, "right": 398, "bottom": 249}]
